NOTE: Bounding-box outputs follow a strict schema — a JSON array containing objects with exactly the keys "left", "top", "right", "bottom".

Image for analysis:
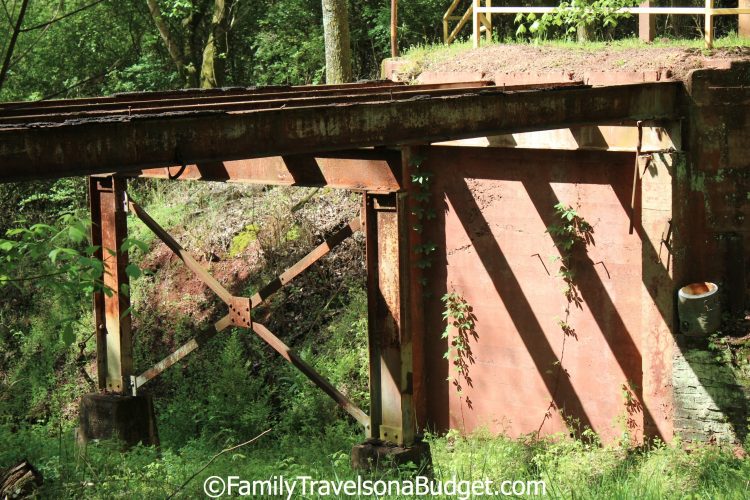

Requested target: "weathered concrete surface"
[
  {"left": 77, "top": 394, "right": 159, "bottom": 448},
  {"left": 669, "top": 61, "right": 750, "bottom": 443},
  {"left": 416, "top": 146, "right": 676, "bottom": 442},
  {"left": 409, "top": 62, "right": 750, "bottom": 444},
  {"left": 351, "top": 439, "right": 431, "bottom": 471},
  {"left": 681, "top": 61, "right": 750, "bottom": 296}
]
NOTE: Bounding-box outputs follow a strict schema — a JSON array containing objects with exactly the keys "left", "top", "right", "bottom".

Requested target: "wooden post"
[
  {"left": 89, "top": 176, "right": 132, "bottom": 393},
  {"left": 391, "top": 0, "right": 398, "bottom": 57},
  {"left": 472, "top": 0, "right": 480, "bottom": 48},
  {"left": 740, "top": 0, "right": 750, "bottom": 38},
  {"left": 638, "top": 0, "right": 656, "bottom": 42},
  {"left": 704, "top": 0, "right": 714, "bottom": 48},
  {"left": 364, "top": 191, "right": 415, "bottom": 446}
]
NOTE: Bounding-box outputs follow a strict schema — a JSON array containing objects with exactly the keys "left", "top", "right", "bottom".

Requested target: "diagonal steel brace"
[{"left": 129, "top": 202, "right": 365, "bottom": 424}]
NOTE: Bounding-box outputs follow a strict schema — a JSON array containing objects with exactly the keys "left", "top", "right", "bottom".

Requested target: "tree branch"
[
  {"left": 1, "top": 271, "right": 69, "bottom": 283},
  {"left": 167, "top": 429, "right": 272, "bottom": 499},
  {"left": 6, "top": 2, "right": 64, "bottom": 71},
  {"left": 146, "top": 0, "right": 189, "bottom": 84},
  {"left": 0, "top": 0, "right": 29, "bottom": 92},
  {"left": 19, "top": 0, "right": 109, "bottom": 32},
  {"left": 0, "top": 0, "right": 14, "bottom": 25}
]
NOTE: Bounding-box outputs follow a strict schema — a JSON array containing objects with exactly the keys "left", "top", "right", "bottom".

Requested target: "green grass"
[
  {"left": 1, "top": 422, "right": 748, "bottom": 499},
  {"left": 409, "top": 33, "right": 750, "bottom": 54}
]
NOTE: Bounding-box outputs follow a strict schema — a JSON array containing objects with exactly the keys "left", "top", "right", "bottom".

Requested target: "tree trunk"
[
  {"left": 322, "top": 0, "right": 352, "bottom": 84},
  {"left": 146, "top": 0, "right": 197, "bottom": 87},
  {"left": 0, "top": 460, "right": 43, "bottom": 498},
  {"left": 200, "top": 0, "right": 229, "bottom": 88},
  {"left": 576, "top": 0, "right": 596, "bottom": 42},
  {"left": 576, "top": 23, "right": 595, "bottom": 42}
]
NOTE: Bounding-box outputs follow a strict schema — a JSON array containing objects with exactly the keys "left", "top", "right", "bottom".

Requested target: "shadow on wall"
[
  {"left": 421, "top": 144, "right": 750, "bottom": 445},
  {"left": 672, "top": 332, "right": 750, "bottom": 445},
  {"left": 422, "top": 146, "right": 674, "bottom": 441}
]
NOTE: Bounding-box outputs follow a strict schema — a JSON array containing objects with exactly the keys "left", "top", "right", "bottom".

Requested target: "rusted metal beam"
[
  {"left": 0, "top": 82, "right": 491, "bottom": 120},
  {"left": 365, "top": 191, "right": 416, "bottom": 446},
  {"left": 133, "top": 315, "right": 233, "bottom": 390},
  {"left": 128, "top": 198, "right": 234, "bottom": 304},
  {"left": 0, "top": 82, "right": 679, "bottom": 181},
  {"left": 252, "top": 321, "right": 370, "bottom": 428},
  {"left": 133, "top": 216, "right": 362, "bottom": 388},
  {"left": 2, "top": 83, "right": 499, "bottom": 125},
  {"left": 89, "top": 176, "right": 132, "bottom": 393},
  {"left": 132, "top": 152, "right": 402, "bottom": 193},
  {"left": 0, "top": 80, "right": 408, "bottom": 111},
  {"left": 250, "top": 217, "right": 361, "bottom": 306}
]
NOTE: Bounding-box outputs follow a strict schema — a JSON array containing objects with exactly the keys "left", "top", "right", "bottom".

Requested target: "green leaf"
[
  {"left": 49, "top": 247, "right": 78, "bottom": 263},
  {"left": 516, "top": 24, "right": 527, "bottom": 36},
  {"left": 121, "top": 238, "right": 149, "bottom": 254},
  {"left": 125, "top": 264, "right": 141, "bottom": 279},
  {"left": 62, "top": 323, "right": 75, "bottom": 345},
  {"left": 68, "top": 225, "right": 87, "bottom": 243}
]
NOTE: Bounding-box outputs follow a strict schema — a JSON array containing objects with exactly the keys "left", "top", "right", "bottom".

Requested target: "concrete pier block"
[
  {"left": 77, "top": 393, "right": 159, "bottom": 448},
  {"left": 351, "top": 439, "right": 431, "bottom": 472}
]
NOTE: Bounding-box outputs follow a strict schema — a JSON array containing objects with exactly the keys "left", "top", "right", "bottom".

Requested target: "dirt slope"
[{"left": 397, "top": 43, "right": 750, "bottom": 81}]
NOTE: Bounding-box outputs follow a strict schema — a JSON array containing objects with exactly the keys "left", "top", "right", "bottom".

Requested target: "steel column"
[
  {"left": 365, "top": 190, "right": 416, "bottom": 446},
  {"left": 89, "top": 176, "right": 132, "bottom": 393}
]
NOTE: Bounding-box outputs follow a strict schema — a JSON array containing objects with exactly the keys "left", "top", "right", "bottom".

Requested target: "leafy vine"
[
  {"left": 441, "top": 291, "right": 478, "bottom": 429},
  {"left": 537, "top": 203, "right": 594, "bottom": 436},
  {"left": 409, "top": 151, "right": 437, "bottom": 290}
]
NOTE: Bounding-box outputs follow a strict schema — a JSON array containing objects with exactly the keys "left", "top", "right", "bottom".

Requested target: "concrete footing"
[
  {"left": 77, "top": 393, "right": 159, "bottom": 448},
  {"left": 351, "top": 439, "right": 432, "bottom": 472}
]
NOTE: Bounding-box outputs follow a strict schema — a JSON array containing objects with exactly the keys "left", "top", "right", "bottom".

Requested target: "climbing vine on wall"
[
  {"left": 442, "top": 291, "right": 478, "bottom": 429},
  {"left": 409, "top": 151, "right": 437, "bottom": 285},
  {"left": 538, "top": 203, "right": 594, "bottom": 436}
]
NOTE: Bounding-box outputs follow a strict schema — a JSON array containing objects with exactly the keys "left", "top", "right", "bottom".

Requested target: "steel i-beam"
[{"left": 89, "top": 176, "right": 132, "bottom": 393}]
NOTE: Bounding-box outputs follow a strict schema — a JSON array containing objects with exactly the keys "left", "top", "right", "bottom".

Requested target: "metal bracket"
[
  {"left": 130, "top": 375, "right": 138, "bottom": 396},
  {"left": 658, "top": 218, "right": 674, "bottom": 269},
  {"left": 228, "top": 296, "right": 252, "bottom": 328},
  {"left": 379, "top": 425, "right": 402, "bottom": 444},
  {"left": 629, "top": 121, "right": 653, "bottom": 235},
  {"left": 372, "top": 193, "right": 397, "bottom": 211}
]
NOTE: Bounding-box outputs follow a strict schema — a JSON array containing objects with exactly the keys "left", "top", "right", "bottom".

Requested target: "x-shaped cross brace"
[{"left": 126, "top": 196, "right": 368, "bottom": 428}]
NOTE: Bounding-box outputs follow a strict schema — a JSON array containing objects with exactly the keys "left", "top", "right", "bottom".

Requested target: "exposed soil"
[{"left": 403, "top": 44, "right": 750, "bottom": 81}]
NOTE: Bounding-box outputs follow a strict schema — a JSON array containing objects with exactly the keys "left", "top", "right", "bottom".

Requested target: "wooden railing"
[{"left": 443, "top": 0, "right": 750, "bottom": 48}]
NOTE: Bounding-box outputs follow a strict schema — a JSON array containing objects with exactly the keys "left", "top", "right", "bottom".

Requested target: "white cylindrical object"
[{"left": 677, "top": 282, "right": 720, "bottom": 336}]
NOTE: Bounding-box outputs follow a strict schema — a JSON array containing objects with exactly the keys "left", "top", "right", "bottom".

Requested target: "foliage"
[
  {"left": 707, "top": 331, "right": 750, "bottom": 384},
  {"left": 546, "top": 202, "right": 594, "bottom": 306},
  {"left": 0, "top": 213, "right": 108, "bottom": 345},
  {"left": 441, "top": 292, "right": 477, "bottom": 388},
  {"left": 538, "top": 203, "right": 594, "bottom": 435},
  {"left": 515, "top": 0, "right": 642, "bottom": 41},
  {"left": 441, "top": 292, "right": 478, "bottom": 428},
  {"left": 1, "top": 420, "right": 749, "bottom": 498}
]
